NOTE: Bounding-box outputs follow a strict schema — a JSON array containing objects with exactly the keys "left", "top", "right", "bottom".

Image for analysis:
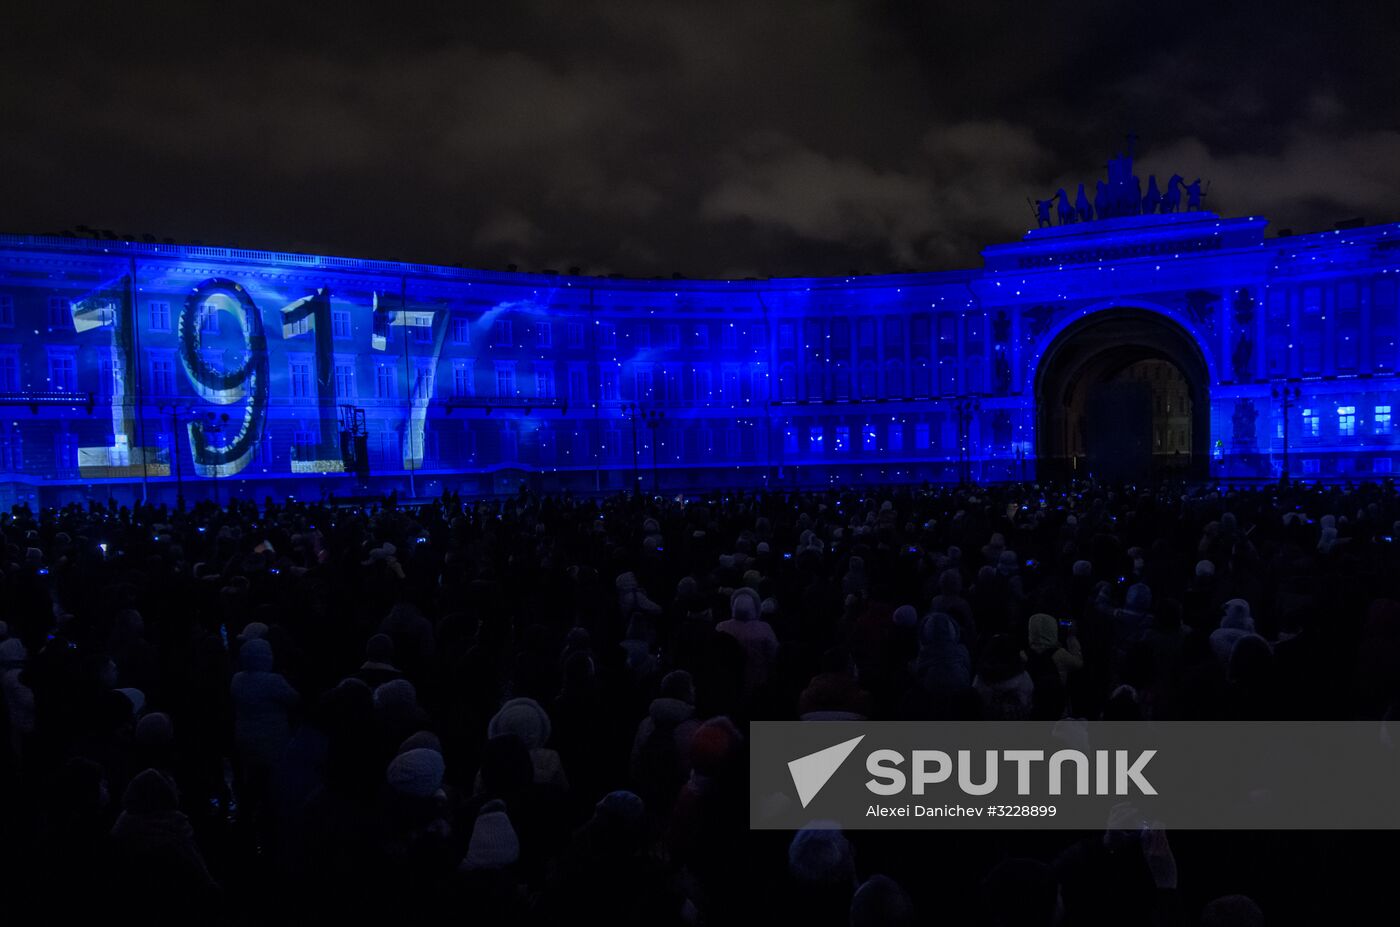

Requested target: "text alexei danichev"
[{"left": 866, "top": 803, "right": 1059, "bottom": 818}]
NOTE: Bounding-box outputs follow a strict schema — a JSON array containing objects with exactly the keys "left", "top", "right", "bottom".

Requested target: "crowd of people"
[{"left": 2, "top": 478, "right": 1399, "bottom": 924}]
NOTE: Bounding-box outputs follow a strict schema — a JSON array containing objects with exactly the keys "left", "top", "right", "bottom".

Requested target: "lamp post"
[
  {"left": 1272, "top": 383, "right": 1301, "bottom": 481},
  {"left": 159, "top": 403, "right": 190, "bottom": 509},
  {"left": 626, "top": 402, "right": 641, "bottom": 496},
  {"left": 953, "top": 397, "right": 981, "bottom": 485},
  {"left": 204, "top": 412, "right": 229, "bottom": 505},
  {"left": 644, "top": 409, "right": 666, "bottom": 493}
]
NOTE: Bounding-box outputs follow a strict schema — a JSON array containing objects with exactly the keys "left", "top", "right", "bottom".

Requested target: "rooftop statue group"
[{"left": 1031, "top": 139, "right": 1208, "bottom": 228}]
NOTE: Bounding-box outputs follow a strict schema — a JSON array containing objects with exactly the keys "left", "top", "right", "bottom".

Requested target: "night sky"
[{"left": 4, "top": 1, "right": 1398, "bottom": 278}]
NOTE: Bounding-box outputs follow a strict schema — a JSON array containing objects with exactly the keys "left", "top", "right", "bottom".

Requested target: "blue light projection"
[{"left": 1, "top": 207, "right": 1398, "bottom": 505}]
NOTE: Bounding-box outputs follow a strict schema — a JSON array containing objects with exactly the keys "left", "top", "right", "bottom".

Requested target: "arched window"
[{"left": 884, "top": 360, "right": 904, "bottom": 398}]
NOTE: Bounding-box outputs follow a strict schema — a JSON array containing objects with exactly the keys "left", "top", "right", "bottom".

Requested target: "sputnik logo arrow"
[{"left": 788, "top": 735, "right": 866, "bottom": 808}]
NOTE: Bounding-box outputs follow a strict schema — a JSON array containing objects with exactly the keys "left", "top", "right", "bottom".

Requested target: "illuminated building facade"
[{"left": 1, "top": 208, "right": 1398, "bottom": 505}]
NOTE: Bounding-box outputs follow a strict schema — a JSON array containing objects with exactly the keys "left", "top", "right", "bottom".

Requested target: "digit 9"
[{"left": 179, "top": 278, "right": 269, "bottom": 477}]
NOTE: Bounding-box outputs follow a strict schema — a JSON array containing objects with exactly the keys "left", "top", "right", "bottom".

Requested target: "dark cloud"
[{"left": 2, "top": 0, "right": 1397, "bottom": 277}]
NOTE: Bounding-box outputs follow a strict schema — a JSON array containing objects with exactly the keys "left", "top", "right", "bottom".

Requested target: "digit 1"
[
  {"left": 72, "top": 274, "right": 167, "bottom": 477},
  {"left": 404, "top": 309, "right": 446, "bottom": 471},
  {"left": 178, "top": 278, "right": 268, "bottom": 478},
  {"left": 281, "top": 288, "right": 343, "bottom": 472}
]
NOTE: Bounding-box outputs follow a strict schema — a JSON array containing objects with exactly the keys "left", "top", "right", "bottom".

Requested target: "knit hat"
[
  {"left": 851, "top": 875, "right": 914, "bottom": 927},
  {"left": 135, "top": 711, "right": 174, "bottom": 746},
  {"left": 386, "top": 747, "right": 446, "bottom": 798},
  {"left": 788, "top": 822, "right": 855, "bottom": 884},
  {"left": 374, "top": 678, "right": 418, "bottom": 711},
  {"left": 237, "top": 621, "right": 269, "bottom": 642},
  {"left": 462, "top": 799, "right": 519, "bottom": 870},
  {"left": 0, "top": 637, "right": 27, "bottom": 666},
  {"left": 659, "top": 669, "right": 695, "bottom": 703},
  {"left": 595, "top": 789, "right": 645, "bottom": 825},
  {"left": 1195, "top": 559, "right": 1216, "bottom": 577},
  {"left": 488, "top": 697, "right": 552, "bottom": 750},
  {"left": 122, "top": 768, "right": 179, "bottom": 814},
  {"left": 730, "top": 587, "right": 761, "bottom": 622},
  {"left": 892, "top": 605, "right": 919, "bottom": 628},
  {"left": 1072, "top": 560, "right": 1093, "bottom": 578},
  {"left": 690, "top": 716, "right": 743, "bottom": 776},
  {"left": 115, "top": 687, "right": 146, "bottom": 717},
  {"left": 399, "top": 730, "right": 443, "bottom": 755},
  {"left": 1222, "top": 598, "right": 1254, "bottom": 630}
]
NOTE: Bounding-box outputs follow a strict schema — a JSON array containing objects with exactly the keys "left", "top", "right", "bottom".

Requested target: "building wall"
[{"left": 1, "top": 213, "right": 1398, "bottom": 504}]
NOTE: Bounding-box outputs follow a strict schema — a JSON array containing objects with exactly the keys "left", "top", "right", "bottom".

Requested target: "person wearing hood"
[
  {"left": 109, "top": 768, "right": 219, "bottom": 912},
  {"left": 1, "top": 635, "right": 35, "bottom": 765},
  {"left": 928, "top": 568, "right": 976, "bottom": 644},
  {"left": 630, "top": 670, "right": 700, "bottom": 823},
  {"left": 1210, "top": 598, "right": 1262, "bottom": 666},
  {"left": 716, "top": 587, "right": 779, "bottom": 693},
  {"left": 913, "top": 611, "right": 972, "bottom": 705},
  {"left": 486, "top": 697, "right": 568, "bottom": 791},
  {"left": 1025, "top": 613, "right": 1083, "bottom": 719},
  {"left": 230, "top": 638, "right": 300, "bottom": 780}
]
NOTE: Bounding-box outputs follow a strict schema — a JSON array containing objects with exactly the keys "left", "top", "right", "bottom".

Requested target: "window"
[
  {"left": 496, "top": 365, "right": 516, "bottom": 397},
  {"left": 884, "top": 361, "right": 904, "bottom": 397},
  {"left": 598, "top": 323, "right": 616, "bottom": 349},
  {"left": 915, "top": 423, "right": 931, "bottom": 450},
  {"left": 200, "top": 303, "right": 220, "bottom": 334},
  {"left": 413, "top": 319, "right": 432, "bottom": 343},
  {"left": 859, "top": 319, "right": 875, "bottom": 348},
  {"left": 834, "top": 425, "right": 850, "bottom": 452},
  {"left": 289, "top": 360, "right": 312, "bottom": 398},
  {"left": 492, "top": 319, "right": 513, "bottom": 347},
  {"left": 453, "top": 362, "right": 474, "bottom": 397},
  {"left": 808, "top": 426, "right": 824, "bottom": 453},
  {"left": 862, "top": 424, "right": 878, "bottom": 452},
  {"left": 334, "top": 363, "right": 355, "bottom": 399},
  {"left": 0, "top": 295, "right": 12, "bottom": 326},
  {"left": 0, "top": 352, "right": 18, "bottom": 391},
  {"left": 722, "top": 366, "right": 739, "bottom": 401},
  {"left": 635, "top": 368, "right": 654, "bottom": 400},
  {"left": 48, "top": 297, "right": 69, "bottom": 328},
  {"left": 285, "top": 314, "right": 312, "bottom": 337},
  {"left": 535, "top": 322, "right": 552, "bottom": 347},
  {"left": 784, "top": 428, "right": 799, "bottom": 454},
  {"left": 1302, "top": 458, "right": 1320, "bottom": 475},
  {"left": 1338, "top": 405, "right": 1356, "bottom": 437},
  {"left": 692, "top": 325, "right": 709, "bottom": 349},
  {"left": 570, "top": 368, "right": 588, "bottom": 401},
  {"left": 725, "top": 428, "right": 741, "bottom": 458},
  {"left": 535, "top": 368, "right": 555, "bottom": 398},
  {"left": 375, "top": 364, "right": 396, "bottom": 399},
  {"left": 451, "top": 317, "right": 471, "bottom": 345},
  {"left": 567, "top": 322, "right": 585, "bottom": 348},
  {"left": 1376, "top": 405, "right": 1392, "bottom": 435},
  {"left": 689, "top": 366, "right": 711, "bottom": 402},
  {"left": 46, "top": 352, "right": 75, "bottom": 391},
  {"left": 414, "top": 364, "right": 434, "bottom": 400},
  {"left": 1376, "top": 458, "right": 1393, "bottom": 474},
  {"left": 722, "top": 325, "right": 738, "bottom": 350},
  {"left": 600, "top": 368, "right": 619, "bottom": 401},
  {"left": 887, "top": 423, "right": 904, "bottom": 452},
  {"left": 333, "top": 310, "right": 352, "bottom": 339},
  {"left": 635, "top": 322, "right": 651, "bottom": 350},
  {"left": 1302, "top": 408, "right": 1319, "bottom": 437},
  {"left": 664, "top": 324, "right": 680, "bottom": 349},
  {"left": 779, "top": 323, "right": 794, "bottom": 350},
  {"left": 149, "top": 357, "right": 175, "bottom": 396},
  {"left": 293, "top": 431, "right": 316, "bottom": 462}
]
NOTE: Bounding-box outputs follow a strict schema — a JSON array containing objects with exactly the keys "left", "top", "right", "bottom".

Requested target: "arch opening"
[{"left": 1035, "top": 308, "right": 1210, "bottom": 483}]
